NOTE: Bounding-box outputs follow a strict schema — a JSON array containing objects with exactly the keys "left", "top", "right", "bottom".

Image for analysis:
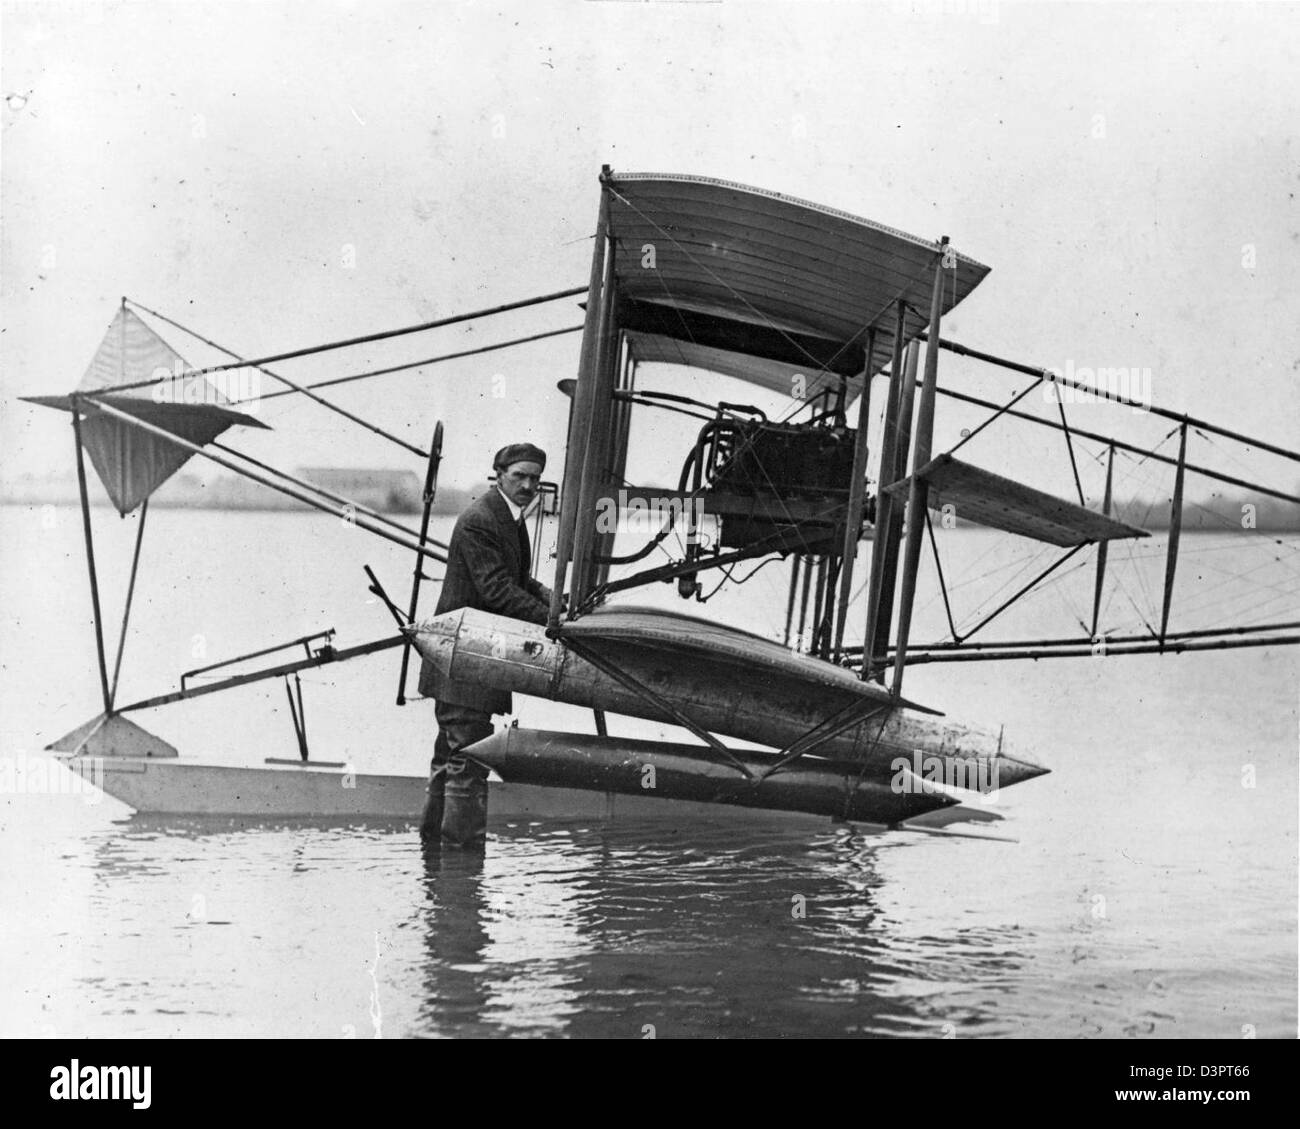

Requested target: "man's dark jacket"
[{"left": 418, "top": 488, "right": 549, "bottom": 713}]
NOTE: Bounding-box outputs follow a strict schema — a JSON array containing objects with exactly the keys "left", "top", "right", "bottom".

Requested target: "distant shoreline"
[{"left": 3, "top": 492, "right": 1295, "bottom": 531}]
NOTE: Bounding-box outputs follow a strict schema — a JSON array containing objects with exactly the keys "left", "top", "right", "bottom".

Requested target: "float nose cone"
[
  {"left": 992, "top": 753, "right": 1050, "bottom": 789},
  {"left": 462, "top": 729, "right": 509, "bottom": 772}
]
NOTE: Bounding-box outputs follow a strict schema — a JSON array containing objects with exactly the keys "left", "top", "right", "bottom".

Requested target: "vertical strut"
[
  {"left": 869, "top": 339, "right": 920, "bottom": 679},
  {"left": 550, "top": 171, "right": 612, "bottom": 630},
  {"left": 795, "top": 554, "right": 814, "bottom": 650},
  {"left": 892, "top": 246, "right": 949, "bottom": 695},
  {"left": 832, "top": 328, "right": 877, "bottom": 662},
  {"left": 1159, "top": 420, "right": 1188, "bottom": 647},
  {"left": 109, "top": 498, "right": 149, "bottom": 709},
  {"left": 71, "top": 401, "right": 112, "bottom": 716},
  {"left": 862, "top": 301, "right": 910, "bottom": 678},
  {"left": 1090, "top": 444, "right": 1115, "bottom": 640},
  {"left": 782, "top": 554, "right": 800, "bottom": 648},
  {"left": 396, "top": 421, "right": 444, "bottom": 704}
]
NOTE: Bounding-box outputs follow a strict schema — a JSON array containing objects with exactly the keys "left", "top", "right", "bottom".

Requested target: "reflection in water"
[{"left": 411, "top": 821, "right": 1029, "bottom": 1038}]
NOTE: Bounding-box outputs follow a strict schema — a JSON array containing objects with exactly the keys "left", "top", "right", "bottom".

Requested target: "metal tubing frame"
[
  {"left": 932, "top": 383, "right": 1300, "bottom": 507},
  {"left": 845, "top": 618, "right": 1300, "bottom": 658},
  {"left": 181, "top": 628, "right": 336, "bottom": 691},
  {"left": 881, "top": 634, "right": 1300, "bottom": 665},
  {"left": 116, "top": 634, "right": 404, "bottom": 714},
  {"left": 86, "top": 397, "right": 446, "bottom": 564},
  {"left": 757, "top": 701, "right": 891, "bottom": 781},
  {"left": 560, "top": 635, "right": 753, "bottom": 779},
  {"left": 209, "top": 440, "right": 443, "bottom": 548},
  {"left": 922, "top": 334, "right": 1300, "bottom": 466}
]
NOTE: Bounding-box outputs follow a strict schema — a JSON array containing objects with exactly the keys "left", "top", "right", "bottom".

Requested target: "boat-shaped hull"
[
  {"left": 53, "top": 753, "right": 1002, "bottom": 835},
  {"left": 53, "top": 754, "right": 827, "bottom": 827}
]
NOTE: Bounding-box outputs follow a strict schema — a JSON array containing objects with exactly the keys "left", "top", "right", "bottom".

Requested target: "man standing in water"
[{"left": 417, "top": 443, "right": 552, "bottom": 846}]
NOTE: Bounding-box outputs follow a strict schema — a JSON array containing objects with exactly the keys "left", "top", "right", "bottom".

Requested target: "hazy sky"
[{"left": 3, "top": 0, "right": 1298, "bottom": 499}]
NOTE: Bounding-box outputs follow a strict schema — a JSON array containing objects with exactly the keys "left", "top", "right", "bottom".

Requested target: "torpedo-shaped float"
[
  {"left": 465, "top": 728, "right": 960, "bottom": 824},
  {"left": 406, "top": 605, "right": 1049, "bottom": 817}
]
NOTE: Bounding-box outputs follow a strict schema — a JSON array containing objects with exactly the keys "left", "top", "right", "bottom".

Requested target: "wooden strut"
[
  {"left": 550, "top": 177, "right": 611, "bottom": 630},
  {"left": 1160, "top": 420, "right": 1189, "bottom": 647},
  {"left": 560, "top": 635, "right": 754, "bottom": 780},
  {"left": 284, "top": 673, "right": 310, "bottom": 761},
  {"left": 1090, "top": 444, "right": 1115, "bottom": 639},
  {"left": 809, "top": 556, "right": 828, "bottom": 657},
  {"left": 871, "top": 336, "right": 920, "bottom": 679},
  {"left": 832, "top": 329, "right": 876, "bottom": 662},
  {"left": 71, "top": 402, "right": 113, "bottom": 716},
  {"left": 891, "top": 247, "right": 950, "bottom": 696},
  {"left": 1057, "top": 397, "right": 1087, "bottom": 506},
  {"left": 569, "top": 191, "right": 622, "bottom": 611},
  {"left": 796, "top": 554, "right": 814, "bottom": 649},
  {"left": 862, "top": 301, "right": 910, "bottom": 678},
  {"left": 108, "top": 498, "right": 149, "bottom": 710},
  {"left": 782, "top": 554, "right": 800, "bottom": 648},
  {"left": 396, "top": 421, "right": 444, "bottom": 705}
]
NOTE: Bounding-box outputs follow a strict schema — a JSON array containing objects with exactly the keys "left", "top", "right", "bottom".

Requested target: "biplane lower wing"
[{"left": 884, "top": 453, "right": 1148, "bottom": 546}]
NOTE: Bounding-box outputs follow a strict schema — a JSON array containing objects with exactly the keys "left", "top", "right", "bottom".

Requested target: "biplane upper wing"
[
  {"left": 883, "top": 453, "right": 1149, "bottom": 547},
  {"left": 606, "top": 172, "right": 991, "bottom": 397}
]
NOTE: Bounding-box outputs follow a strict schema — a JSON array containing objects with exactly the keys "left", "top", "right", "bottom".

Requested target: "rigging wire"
[
  {"left": 258, "top": 325, "right": 584, "bottom": 400},
  {"left": 84, "top": 286, "right": 589, "bottom": 398}
]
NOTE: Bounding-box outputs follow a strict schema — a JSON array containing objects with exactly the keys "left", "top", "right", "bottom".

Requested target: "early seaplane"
[{"left": 24, "top": 168, "right": 1300, "bottom": 832}]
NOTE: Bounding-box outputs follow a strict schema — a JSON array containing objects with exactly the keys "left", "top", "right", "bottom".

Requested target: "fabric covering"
[
  {"left": 23, "top": 306, "right": 268, "bottom": 515},
  {"left": 606, "top": 173, "right": 991, "bottom": 395}
]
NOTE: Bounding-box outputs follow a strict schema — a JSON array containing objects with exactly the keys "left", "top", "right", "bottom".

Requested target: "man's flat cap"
[{"left": 493, "top": 442, "right": 547, "bottom": 472}]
